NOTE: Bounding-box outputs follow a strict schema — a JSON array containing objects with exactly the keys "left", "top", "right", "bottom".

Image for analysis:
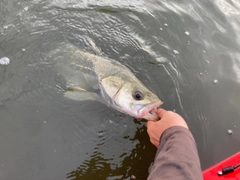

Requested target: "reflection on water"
[
  {"left": 1, "top": 0, "right": 240, "bottom": 179},
  {"left": 66, "top": 120, "right": 156, "bottom": 180}
]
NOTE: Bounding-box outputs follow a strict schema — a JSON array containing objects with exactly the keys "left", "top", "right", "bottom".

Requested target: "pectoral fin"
[
  {"left": 64, "top": 86, "right": 99, "bottom": 101},
  {"left": 67, "top": 86, "right": 87, "bottom": 92}
]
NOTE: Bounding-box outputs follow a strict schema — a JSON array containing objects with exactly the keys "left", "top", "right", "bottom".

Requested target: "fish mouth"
[{"left": 139, "top": 101, "right": 163, "bottom": 120}]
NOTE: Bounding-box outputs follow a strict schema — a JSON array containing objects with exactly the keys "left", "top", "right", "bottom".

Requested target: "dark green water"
[{"left": 1, "top": 0, "right": 240, "bottom": 179}]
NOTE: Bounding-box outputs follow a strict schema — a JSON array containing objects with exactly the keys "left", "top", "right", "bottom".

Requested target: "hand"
[{"left": 147, "top": 108, "right": 188, "bottom": 148}]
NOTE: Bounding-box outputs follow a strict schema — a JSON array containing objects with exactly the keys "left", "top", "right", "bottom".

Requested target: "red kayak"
[{"left": 203, "top": 152, "right": 240, "bottom": 180}]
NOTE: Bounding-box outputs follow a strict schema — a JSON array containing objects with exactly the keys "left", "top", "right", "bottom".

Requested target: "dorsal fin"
[{"left": 82, "top": 36, "right": 103, "bottom": 56}]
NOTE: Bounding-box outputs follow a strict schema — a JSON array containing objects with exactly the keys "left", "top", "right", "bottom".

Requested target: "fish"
[{"left": 49, "top": 42, "right": 163, "bottom": 120}]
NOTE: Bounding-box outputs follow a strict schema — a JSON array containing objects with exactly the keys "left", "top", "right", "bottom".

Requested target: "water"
[{"left": 1, "top": 0, "right": 240, "bottom": 179}]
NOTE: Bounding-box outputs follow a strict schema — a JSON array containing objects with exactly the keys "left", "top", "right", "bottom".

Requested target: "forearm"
[{"left": 148, "top": 126, "right": 203, "bottom": 180}]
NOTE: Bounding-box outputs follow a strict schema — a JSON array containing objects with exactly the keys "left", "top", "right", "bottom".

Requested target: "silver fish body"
[{"left": 50, "top": 43, "right": 163, "bottom": 120}]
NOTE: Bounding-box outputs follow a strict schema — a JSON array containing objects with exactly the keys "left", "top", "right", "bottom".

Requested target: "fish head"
[{"left": 100, "top": 76, "right": 163, "bottom": 120}]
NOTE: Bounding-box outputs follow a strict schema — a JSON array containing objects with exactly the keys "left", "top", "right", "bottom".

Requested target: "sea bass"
[{"left": 50, "top": 42, "right": 163, "bottom": 120}]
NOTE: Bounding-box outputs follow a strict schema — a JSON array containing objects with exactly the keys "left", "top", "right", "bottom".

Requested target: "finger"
[
  {"left": 147, "top": 120, "right": 155, "bottom": 128},
  {"left": 157, "top": 108, "right": 167, "bottom": 119}
]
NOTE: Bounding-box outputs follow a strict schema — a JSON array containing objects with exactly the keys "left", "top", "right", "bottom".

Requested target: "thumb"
[{"left": 157, "top": 108, "right": 167, "bottom": 119}]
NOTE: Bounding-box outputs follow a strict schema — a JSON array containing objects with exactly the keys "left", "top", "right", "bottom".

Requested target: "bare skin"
[{"left": 147, "top": 108, "right": 188, "bottom": 147}]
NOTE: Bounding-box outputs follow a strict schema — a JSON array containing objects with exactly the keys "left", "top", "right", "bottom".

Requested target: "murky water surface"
[{"left": 1, "top": 0, "right": 240, "bottom": 179}]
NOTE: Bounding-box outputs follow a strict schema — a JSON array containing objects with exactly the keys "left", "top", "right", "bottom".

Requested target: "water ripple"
[{"left": 1, "top": 0, "right": 240, "bottom": 179}]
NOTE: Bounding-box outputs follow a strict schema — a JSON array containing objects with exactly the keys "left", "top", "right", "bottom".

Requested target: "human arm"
[{"left": 147, "top": 109, "right": 203, "bottom": 180}]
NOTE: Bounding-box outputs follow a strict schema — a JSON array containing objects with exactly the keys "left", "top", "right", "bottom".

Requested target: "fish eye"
[{"left": 133, "top": 91, "right": 143, "bottom": 100}]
